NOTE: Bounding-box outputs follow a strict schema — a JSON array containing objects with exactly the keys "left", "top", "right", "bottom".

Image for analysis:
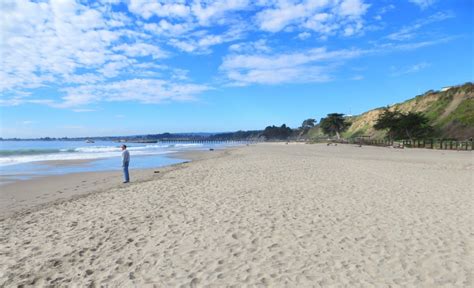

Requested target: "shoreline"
[
  {"left": 0, "top": 143, "right": 469, "bottom": 220},
  {"left": 0, "top": 148, "right": 231, "bottom": 220}
]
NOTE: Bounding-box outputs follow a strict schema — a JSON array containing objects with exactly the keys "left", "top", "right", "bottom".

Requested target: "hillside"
[{"left": 337, "top": 83, "right": 474, "bottom": 140}]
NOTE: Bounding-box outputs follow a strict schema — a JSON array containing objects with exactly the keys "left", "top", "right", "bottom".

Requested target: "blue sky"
[{"left": 1, "top": 0, "right": 472, "bottom": 138}]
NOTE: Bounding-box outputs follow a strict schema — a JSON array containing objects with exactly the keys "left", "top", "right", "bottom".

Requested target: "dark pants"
[{"left": 123, "top": 162, "right": 130, "bottom": 182}]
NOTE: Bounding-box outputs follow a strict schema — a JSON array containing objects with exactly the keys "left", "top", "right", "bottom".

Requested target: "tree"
[
  {"left": 374, "top": 108, "right": 433, "bottom": 140},
  {"left": 320, "top": 113, "right": 351, "bottom": 139},
  {"left": 373, "top": 107, "right": 400, "bottom": 141},
  {"left": 399, "top": 112, "right": 433, "bottom": 139},
  {"left": 262, "top": 124, "right": 293, "bottom": 140},
  {"left": 301, "top": 119, "right": 316, "bottom": 130},
  {"left": 298, "top": 118, "right": 316, "bottom": 138}
]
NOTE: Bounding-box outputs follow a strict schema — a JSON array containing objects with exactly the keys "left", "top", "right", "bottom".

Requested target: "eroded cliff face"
[{"left": 342, "top": 83, "right": 474, "bottom": 140}]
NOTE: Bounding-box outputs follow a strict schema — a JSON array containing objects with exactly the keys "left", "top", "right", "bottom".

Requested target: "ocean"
[{"left": 0, "top": 140, "right": 236, "bottom": 184}]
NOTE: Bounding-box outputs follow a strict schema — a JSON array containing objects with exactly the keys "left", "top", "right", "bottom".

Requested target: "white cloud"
[
  {"left": 222, "top": 48, "right": 362, "bottom": 71},
  {"left": 1, "top": 0, "right": 373, "bottom": 101},
  {"left": 409, "top": 0, "right": 436, "bottom": 9},
  {"left": 169, "top": 39, "right": 198, "bottom": 53},
  {"left": 105, "top": 12, "right": 132, "bottom": 28},
  {"left": 376, "top": 4, "right": 395, "bottom": 19},
  {"left": 0, "top": 0, "right": 186, "bottom": 106},
  {"left": 220, "top": 47, "right": 362, "bottom": 85},
  {"left": 391, "top": 62, "right": 431, "bottom": 76},
  {"left": 386, "top": 11, "right": 454, "bottom": 41},
  {"left": 0, "top": 0, "right": 458, "bottom": 108},
  {"left": 171, "top": 69, "right": 189, "bottom": 80},
  {"left": 297, "top": 32, "right": 311, "bottom": 40},
  {"left": 382, "top": 36, "right": 457, "bottom": 51},
  {"left": 143, "top": 20, "right": 193, "bottom": 36},
  {"left": 225, "top": 66, "right": 332, "bottom": 85},
  {"left": 129, "top": 0, "right": 371, "bottom": 41},
  {"left": 1, "top": 0, "right": 121, "bottom": 92},
  {"left": 256, "top": 2, "right": 309, "bottom": 33},
  {"left": 229, "top": 39, "right": 271, "bottom": 53},
  {"left": 113, "top": 43, "right": 168, "bottom": 59},
  {"left": 169, "top": 26, "right": 245, "bottom": 53},
  {"left": 128, "top": 0, "right": 250, "bottom": 32},
  {"left": 343, "top": 22, "right": 363, "bottom": 36},
  {"left": 53, "top": 79, "right": 211, "bottom": 108},
  {"left": 220, "top": 36, "right": 454, "bottom": 86},
  {"left": 339, "top": 0, "right": 370, "bottom": 17},
  {"left": 64, "top": 74, "right": 104, "bottom": 84},
  {"left": 128, "top": 0, "right": 191, "bottom": 19},
  {"left": 191, "top": 0, "right": 250, "bottom": 26},
  {"left": 99, "top": 59, "right": 135, "bottom": 78},
  {"left": 255, "top": 0, "right": 369, "bottom": 36}
]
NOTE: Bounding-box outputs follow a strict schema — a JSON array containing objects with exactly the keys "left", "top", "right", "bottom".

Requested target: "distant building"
[{"left": 441, "top": 86, "right": 453, "bottom": 92}]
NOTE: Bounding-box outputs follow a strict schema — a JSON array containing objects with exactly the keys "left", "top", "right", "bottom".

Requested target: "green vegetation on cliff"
[{"left": 336, "top": 83, "right": 474, "bottom": 140}]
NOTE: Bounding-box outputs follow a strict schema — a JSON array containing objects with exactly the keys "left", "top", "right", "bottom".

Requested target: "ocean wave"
[
  {"left": 0, "top": 142, "right": 210, "bottom": 166},
  {"left": 0, "top": 149, "right": 67, "bottom": 156},
  {"left": 73, "top": 144, "right": 173, "bottom": 153},
  {"left": 73, "top": 146, "right": 122, "bottom": 153},
  {"left": 144, "top": 144, "right": 172, "bottom": 149},
  {"left": 0, "top": 150, "right": 174, "bottom": 166},
  {"left": 172, "top": 143, "right": 204, "bottom": 148}
]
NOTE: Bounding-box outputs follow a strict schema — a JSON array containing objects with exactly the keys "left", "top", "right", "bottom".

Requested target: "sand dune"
[{"left": 0, "top": 144, "right": 472, "bottom": 286}]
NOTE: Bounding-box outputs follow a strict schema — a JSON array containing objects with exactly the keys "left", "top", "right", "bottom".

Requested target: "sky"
[{"left": 0, "top": 0, "right": 473, "bottom": 138}]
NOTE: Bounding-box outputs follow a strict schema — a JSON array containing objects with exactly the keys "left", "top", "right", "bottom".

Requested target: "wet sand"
[{"left": 0, "top": 149, "right": 220, "bottom": 220}]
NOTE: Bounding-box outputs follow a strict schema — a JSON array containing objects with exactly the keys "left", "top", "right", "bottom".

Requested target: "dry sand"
[{"left": 0, "top": 143, "right": 472, "bottom": 287}]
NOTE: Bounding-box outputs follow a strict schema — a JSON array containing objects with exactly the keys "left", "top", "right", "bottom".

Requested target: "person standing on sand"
[{"left": 121, "top": 145, "right": 130, "bottom": 183}]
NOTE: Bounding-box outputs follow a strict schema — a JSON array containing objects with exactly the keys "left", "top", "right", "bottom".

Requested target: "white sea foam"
[
  {"left": 73, "top": 145, "right": 173, "bottom": 153},
  {"left": 0, "top": 141, "right": 218, "bottom": 167},
  {"left": 172, "top": 143, "right": 204, "bottom": 148},
  {"left": 0, "top": 146, "right": 174, "bottom": 166}
]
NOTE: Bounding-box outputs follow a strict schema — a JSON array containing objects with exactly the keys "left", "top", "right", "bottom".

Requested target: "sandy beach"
[
  {"left": 0, "top": 143, "right": 472, "bottom": 287},
  {"left": 0, "top": 150, "right": 213, "bottom": 220}
]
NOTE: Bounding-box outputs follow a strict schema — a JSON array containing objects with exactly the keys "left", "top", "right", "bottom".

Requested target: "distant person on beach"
[{"left": 121, "top": 145, "right": 130, "bottom": 183}]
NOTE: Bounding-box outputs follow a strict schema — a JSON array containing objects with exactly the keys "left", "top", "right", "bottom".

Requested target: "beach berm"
[{"left": 0, "top": 143, "right": 472, "bottom": 286}]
